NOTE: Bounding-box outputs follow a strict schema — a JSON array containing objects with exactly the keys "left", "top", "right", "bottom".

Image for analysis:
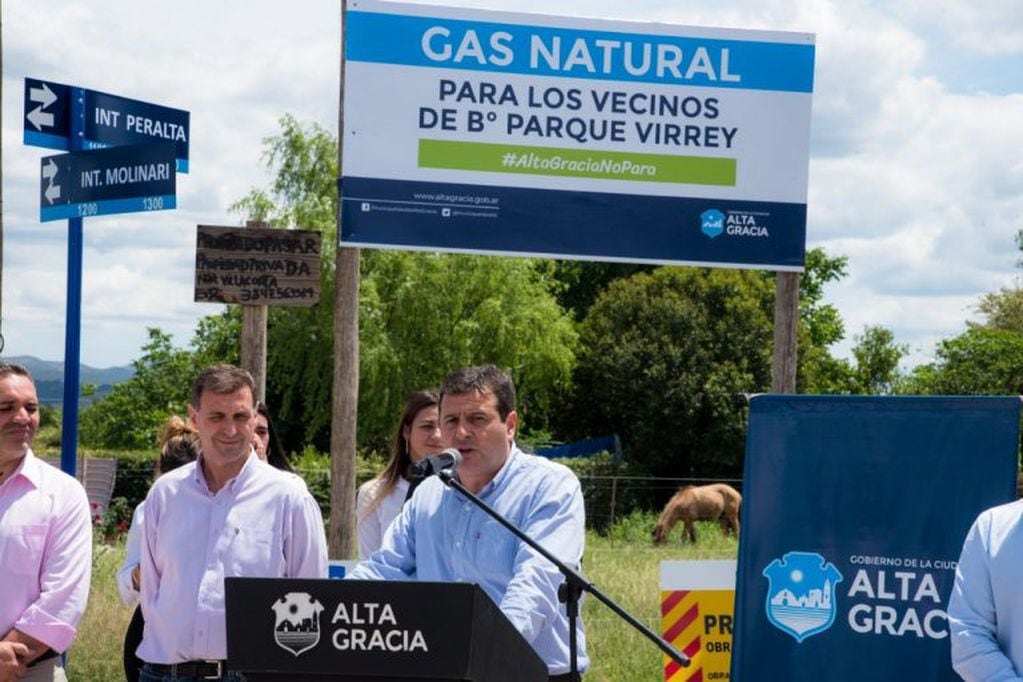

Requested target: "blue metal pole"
[{"left": 59, "top": 88, "right": 86, "bottom": 476}]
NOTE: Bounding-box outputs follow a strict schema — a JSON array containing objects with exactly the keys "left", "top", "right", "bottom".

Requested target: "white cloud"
[{"left": 896, "top": 0, "right": 1023, "bottom": 55}]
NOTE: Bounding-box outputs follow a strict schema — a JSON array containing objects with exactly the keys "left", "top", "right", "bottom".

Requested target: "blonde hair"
[{"left": 156, "top": 415, "right": 199, "bottom": 474}]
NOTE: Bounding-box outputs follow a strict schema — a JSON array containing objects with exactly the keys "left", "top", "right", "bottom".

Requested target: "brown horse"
[{"left": 652, "top": 483, "right": 742, "bottom": 544}]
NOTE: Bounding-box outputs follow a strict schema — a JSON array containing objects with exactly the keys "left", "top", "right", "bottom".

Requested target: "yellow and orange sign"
[{"left": 660, "top": 560, "right": 736, "bottom": 681}]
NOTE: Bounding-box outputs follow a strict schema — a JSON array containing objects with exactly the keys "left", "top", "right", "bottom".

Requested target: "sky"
[{"left": 3, "top": 0, "right": 1022, "bottom": 370}]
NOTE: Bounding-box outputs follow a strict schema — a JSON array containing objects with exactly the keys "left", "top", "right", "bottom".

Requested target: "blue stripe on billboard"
[
  {"left": 346, "top": 10, "right": 815, "bottom": 93},
  {"left": 339, "top": 177, "right": 806, "bottom": 269},
  {"left": 731, "top": 396, "right": 1020, "bottom": 681}
]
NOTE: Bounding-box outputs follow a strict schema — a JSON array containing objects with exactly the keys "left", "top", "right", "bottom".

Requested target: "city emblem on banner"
[
  {"left": 272, "top": 592, "right": 325, "bottom": 656},
  {"left": 762, "top": 551, "right": 843, "bottom": 642},
  {"left": 700, "top": 209, "right": 725, "bottom": 238}
]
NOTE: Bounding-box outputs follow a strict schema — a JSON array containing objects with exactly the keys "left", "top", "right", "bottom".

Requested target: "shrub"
[{"left": 95, "top": 497, "right": 134, "bottom": 544}]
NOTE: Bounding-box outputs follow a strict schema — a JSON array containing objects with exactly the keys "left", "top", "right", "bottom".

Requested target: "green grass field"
[{"left": 68, "top": 512, "right": 737, "bottom": 681}]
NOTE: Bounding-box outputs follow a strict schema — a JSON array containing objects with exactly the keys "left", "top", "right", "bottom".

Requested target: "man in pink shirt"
[
  {"left": 0, "top": 363, "right": 92, "bottom": 682},
  {"left": 137, "top": 364, "right": 327, "bottom": 681}
]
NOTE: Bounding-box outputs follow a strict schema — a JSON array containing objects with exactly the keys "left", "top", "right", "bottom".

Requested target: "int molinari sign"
[
  {"left": 194, "top": 226, "right": 321, "bottom": 307},
  {"left": 339, "top": 0, "right": 815, "bottom": 270}
]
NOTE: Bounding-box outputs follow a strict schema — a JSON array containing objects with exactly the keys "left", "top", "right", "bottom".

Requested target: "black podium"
[{"left": 225, "top": 578, "right": 547, "bottom": 681}]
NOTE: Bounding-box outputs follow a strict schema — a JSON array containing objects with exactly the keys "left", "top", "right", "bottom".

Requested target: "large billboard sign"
[{"left": 340, "top": 0, "right": 815, "bottom": 270}]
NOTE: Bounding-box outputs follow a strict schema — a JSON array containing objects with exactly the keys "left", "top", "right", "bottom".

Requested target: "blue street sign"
[
  {"left": 40, "top": 142, "right": 177, "bottom": 222},
  {"left": 23, "top": 78, "right": 191, "bottom": 172}
]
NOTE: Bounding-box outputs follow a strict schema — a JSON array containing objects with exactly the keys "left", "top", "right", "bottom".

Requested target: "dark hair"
[
  {"left": 0, "top": 362, "right": 33, "bottom": 382},
  {"left": 190, "top": 364, "right": 255, "bottom": 409},
  {"left": 256, "top": 402, "right": 293, "bottom": 472},
  {"left": 366, "top": 389, "right": 440, "bottom": 513},
  {"left": 440, "top": 364, "right": 516, "bottom": 419},
  {"left": 156, "top": 415, "right": 199, "bottom": 475}
]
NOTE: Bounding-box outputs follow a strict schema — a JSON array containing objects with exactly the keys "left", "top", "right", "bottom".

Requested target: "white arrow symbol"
[
  {"left": 27, "top": 106, "right": 54, "bottom": 131},
  {"left": 42, "top": 159, "right": 59, "bottom": 181},
  {"left": 42, "top": 159, "right": 61, "bottom": 204},
  {"left": 44, "top": 183, "right": 62, "bottom": 204},
  {"left": 29, "top": 83, "right": 57, "bottom": 108}
]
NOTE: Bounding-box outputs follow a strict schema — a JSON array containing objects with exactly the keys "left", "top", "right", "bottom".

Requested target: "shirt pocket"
[
  {"left": 473, "top": 518, "right": 518, "bottom": 582},
  {"left": 5, "top": 524, "right": 48, "bottom": 576},
  {"left": 227, "top": 526, "right": 282, "bottom": 576}
]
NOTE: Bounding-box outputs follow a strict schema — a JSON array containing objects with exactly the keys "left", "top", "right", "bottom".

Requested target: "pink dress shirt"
[
  {"left": 138, "top": 453, "right": 327, "bottom": 663},
  {"left": 0, "top": 449, "right": 92, "bottom": 653}
]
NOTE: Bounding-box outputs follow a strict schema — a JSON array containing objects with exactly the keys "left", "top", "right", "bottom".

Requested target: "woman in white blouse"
[
  {"left": 118, "top": 416, "right": 200, "bottom": 682},
  {"left": 357, "top": 390, "right": 443, "bottom": 557},
  {"left": 117, "top": 416, "right": 200, "bottom": 605}
]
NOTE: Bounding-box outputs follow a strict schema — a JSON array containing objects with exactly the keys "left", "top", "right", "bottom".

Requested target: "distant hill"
[{"left": 0, "top": 355, "right": 134, "bottom": 405}]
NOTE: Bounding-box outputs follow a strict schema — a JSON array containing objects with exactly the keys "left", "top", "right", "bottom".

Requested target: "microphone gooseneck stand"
[{"left": 437, "top": 468, "right": 690, "bottom": 680}]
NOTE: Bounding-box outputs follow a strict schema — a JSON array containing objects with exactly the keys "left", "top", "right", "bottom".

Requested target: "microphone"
[{"left": 409, "top": 448, "right": 462, "bottom": 478}]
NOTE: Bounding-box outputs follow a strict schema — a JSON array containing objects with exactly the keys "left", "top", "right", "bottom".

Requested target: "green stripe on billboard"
[{"left": 418, "top": 139, "right": 736, "bottom": 186}]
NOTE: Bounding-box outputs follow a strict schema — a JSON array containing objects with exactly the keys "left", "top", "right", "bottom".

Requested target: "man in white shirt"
[
  {"left": 949, "top": 500, "right": 1023, "bottom": 680},
  {"left": 137, "top": 364, "right": 327, "bottom": 681},
  {"left": 0, "top": 363, "right": 91, "bottom": 682}
]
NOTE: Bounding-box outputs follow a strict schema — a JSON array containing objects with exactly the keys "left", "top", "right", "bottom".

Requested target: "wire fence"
[{"left": 108, "top": 464, "right": 743, "bottom": 533}]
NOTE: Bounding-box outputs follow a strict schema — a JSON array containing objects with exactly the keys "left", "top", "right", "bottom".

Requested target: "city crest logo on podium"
[
  {"left": 272, "top": 592, "right": 325, "bottom": 656},
  {"left": 762, "top": 551, "right": 843, "bottom": 643}
]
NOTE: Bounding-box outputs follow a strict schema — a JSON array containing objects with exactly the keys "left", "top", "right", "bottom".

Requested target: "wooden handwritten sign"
[{"left": 194, "top": 225, "right": 321, "bottom": 307}]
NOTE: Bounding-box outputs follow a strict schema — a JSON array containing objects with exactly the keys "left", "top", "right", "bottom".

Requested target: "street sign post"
[
  {"left": 39, "top": 142, "right": 177, "bottom": 222},
  {"left": 23, "top": 77, "right": 191, "bottom": 172},
  {"left": 23, "top": 78, "right": 188, "bottom": 476}
]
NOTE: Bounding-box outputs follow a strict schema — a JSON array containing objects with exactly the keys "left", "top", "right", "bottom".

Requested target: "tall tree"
[
  {"left": 566, "top": 266, "right": 775, "bottom": 478},
  {"left": 972, "top": 228, "right": 1023, "bottom": 333},
  {"left": 905, "top": 327, "right": 1023, "bottom": 395},
  {"left": 794, "top": 248, "right": 848, "bottom": 348},
  {"left": 976, "top": 287, "right": 1023, "bottom": 333},
  {"left": 543, "top": 260, "right": 655, "bottom": 321},
  {"left": 850, "top": 325, "right": 907, "bottom": 394},
  {"left": 358, "top": 252, "right": 577, "bottom": 450}
]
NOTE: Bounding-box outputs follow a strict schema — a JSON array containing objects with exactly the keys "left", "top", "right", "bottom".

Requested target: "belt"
[
  {"left": 27, "top": 649, "right": 59, "bottom": 669},
  {"left": 549, "top": 674, "right": 581, "bottom": 682},
  {"left": 145, "top": 660, "right": 228, "bottom": 679}
]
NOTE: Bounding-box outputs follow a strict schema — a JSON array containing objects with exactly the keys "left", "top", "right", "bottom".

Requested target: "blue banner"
[
  {"left": 731, "top": 396, "right": 1019, "bottom": 681},
  {"left": 346, "top": 10, "right": 815, "bottom": 93},
  {"left": 340, "top": 177, "right": 806, "bottom": 269}
]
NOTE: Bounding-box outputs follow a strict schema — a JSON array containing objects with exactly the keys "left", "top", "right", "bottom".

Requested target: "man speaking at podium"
[{"left": 350, "top": 364, "right": 588, "bottom": 681}]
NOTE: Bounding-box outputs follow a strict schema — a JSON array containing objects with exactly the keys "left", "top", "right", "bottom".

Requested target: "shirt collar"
[
  {"left": 6, "top": 448, "right": 41, "bottom": 490},
  {"left": 477, "top": 442, "right": 521, "bottom": 497},
  {"left": 194, "top": 448, "right": 257, "bottom": 494}
]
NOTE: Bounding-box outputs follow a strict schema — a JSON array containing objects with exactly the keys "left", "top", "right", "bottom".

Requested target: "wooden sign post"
[{"left": 194, "top": 222, "right": 321, "bottom": 402}]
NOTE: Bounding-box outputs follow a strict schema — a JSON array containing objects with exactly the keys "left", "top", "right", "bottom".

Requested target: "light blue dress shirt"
[
  {"left": 349, "top": 445, "right": 589, "bottom": 675},
  {"left": 949, "top": 500, "right": 1023, "bottom": 681}
]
